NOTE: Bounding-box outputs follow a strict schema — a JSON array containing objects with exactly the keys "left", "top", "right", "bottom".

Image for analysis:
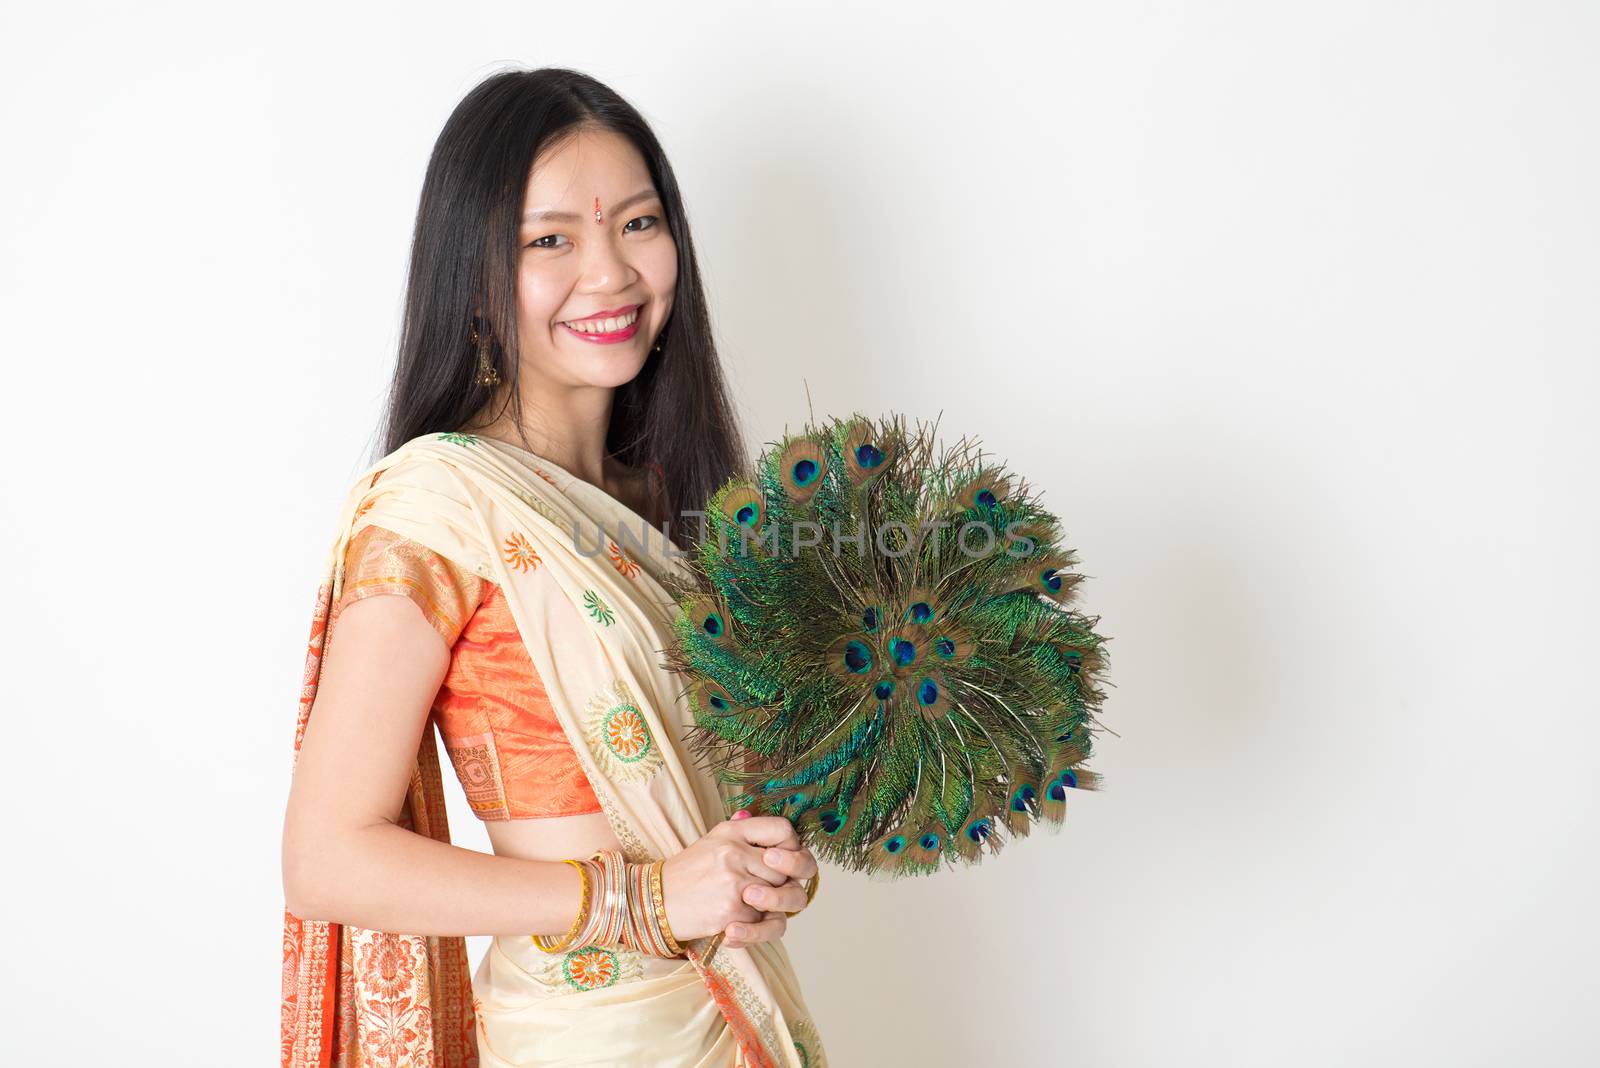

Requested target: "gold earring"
[{"left": 470, "top": 318, "right": 501, "bottom": 388}]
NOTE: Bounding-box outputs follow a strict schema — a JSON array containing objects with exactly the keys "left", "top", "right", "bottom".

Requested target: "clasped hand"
[{"left": 659, "top": 814, "right": 818, "bottom": 950}]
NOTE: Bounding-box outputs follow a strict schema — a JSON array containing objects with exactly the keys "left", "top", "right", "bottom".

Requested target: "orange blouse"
[{"left": 331, "top": 523, "right": 603, "bottom": 820}]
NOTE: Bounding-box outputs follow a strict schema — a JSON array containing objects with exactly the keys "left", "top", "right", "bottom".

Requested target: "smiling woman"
[{"left": 279, "top": 67, "right": 829, "bottom": 1068}]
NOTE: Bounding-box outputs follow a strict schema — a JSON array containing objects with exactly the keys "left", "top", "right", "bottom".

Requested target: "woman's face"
[{"left": 514, "top": 126, "right": 678, "bottom": 391}]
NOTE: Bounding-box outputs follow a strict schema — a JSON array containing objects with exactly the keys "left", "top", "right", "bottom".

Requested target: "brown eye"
[
  {"left": 624, "top": 215, "right": 659, "bottom": 233},
  {"left": 526, "top": 233, "right": 569, "bottom": 249}
]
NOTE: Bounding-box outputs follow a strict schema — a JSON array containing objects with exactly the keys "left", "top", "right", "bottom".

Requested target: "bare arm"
[{"left": 280, "top": 593, "right": 579, "bottom": 937}]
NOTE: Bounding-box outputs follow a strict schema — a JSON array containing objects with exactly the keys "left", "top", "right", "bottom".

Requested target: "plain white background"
[{"left": 2, "top": 2, "right": 1595, "bottom": 1064}]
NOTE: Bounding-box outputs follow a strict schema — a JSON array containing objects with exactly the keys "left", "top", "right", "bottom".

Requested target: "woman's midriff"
[{"left": 483, "top": 811, "right": 625, "bottom": 862}]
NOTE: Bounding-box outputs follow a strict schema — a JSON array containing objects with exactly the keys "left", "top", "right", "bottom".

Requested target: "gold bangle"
[
  {"left": 532, "top": 858, "right": 591, "bottom": 953},
  {"left": 651, "top": 859, "right": 685, "bottom": 956}
]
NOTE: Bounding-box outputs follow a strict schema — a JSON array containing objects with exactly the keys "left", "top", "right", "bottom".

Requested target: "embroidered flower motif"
[
  {"left": 438, "top": 431, "right": 478, "bottom": 447},
  {"left": 584, "top": 679, "right": 664, "bottom": 783},
  {"left": 360, "top": 933, "right": 418, "bottom": 1000},
  {"left": 529, "top": 942, "right": 645, "bottom": 992},
  {"left": 583, "top": 589, "right": 615, "bottom": 626},
  {"left": 561, "top": 947, "right": 620, "bottom": 991},
  {"left": 608, "top": 539, "right": 642, "bottom": 579},
  {"left": 503, "top": 530, "right": 540, "bottom": 573},
  {"left": 604, "top": 704, "right": 652, "bottom": 762}
]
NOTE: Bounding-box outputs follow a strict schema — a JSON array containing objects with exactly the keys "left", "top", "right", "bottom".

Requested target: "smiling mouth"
[{"left": 560, "top": 305, "right": 642, "bottom": 333}]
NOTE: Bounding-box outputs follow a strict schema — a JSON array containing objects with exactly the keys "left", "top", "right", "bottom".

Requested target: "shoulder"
[{"left": 352, "top": 434, "right": 475, "bottom": 497}]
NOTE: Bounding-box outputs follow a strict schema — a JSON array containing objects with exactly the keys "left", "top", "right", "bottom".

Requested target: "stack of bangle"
[{"left": 531, "top": 850, "right": 684, "bottom": 958}]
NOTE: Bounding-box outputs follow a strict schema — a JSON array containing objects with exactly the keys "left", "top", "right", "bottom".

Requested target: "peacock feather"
[{"left": 661, "top": 412, "right": 1111, "bottom": 880}]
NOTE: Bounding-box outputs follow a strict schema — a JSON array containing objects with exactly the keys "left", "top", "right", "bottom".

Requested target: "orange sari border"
[{"left": 280, "top": 574, "right": 478, "bottom": 1067}]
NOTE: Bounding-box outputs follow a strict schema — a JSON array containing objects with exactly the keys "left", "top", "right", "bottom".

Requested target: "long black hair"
[{"left": 372, "top": 66, "right": 745, "bottom": 552}]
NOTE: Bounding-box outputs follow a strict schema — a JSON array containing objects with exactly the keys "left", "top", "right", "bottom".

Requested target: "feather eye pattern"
[{"left": 661, "top": 412, "right": 1111, "bottom": 880}]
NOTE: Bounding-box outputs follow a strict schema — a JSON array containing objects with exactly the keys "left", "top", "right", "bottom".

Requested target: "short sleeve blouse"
[{"left": 330, "top": 523, "right": 604, "bottom": 820}]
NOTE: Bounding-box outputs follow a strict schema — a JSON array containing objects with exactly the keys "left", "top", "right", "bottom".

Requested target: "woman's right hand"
[{"left": 660, "top": 814, "right": 814, "bottom": 946}]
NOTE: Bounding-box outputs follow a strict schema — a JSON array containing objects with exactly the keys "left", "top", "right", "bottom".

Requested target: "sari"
[{"left": 280, "top": 431, "right": 828, "bottom": 1068}]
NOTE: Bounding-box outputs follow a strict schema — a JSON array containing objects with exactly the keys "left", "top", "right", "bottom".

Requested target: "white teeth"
[{"left": 564, "top": 308, "right": 639, "bottom": 333}]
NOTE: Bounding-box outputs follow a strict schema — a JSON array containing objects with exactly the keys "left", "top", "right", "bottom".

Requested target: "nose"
[{"left": 577, "top": 231, "right": 639, "bottom": 294}]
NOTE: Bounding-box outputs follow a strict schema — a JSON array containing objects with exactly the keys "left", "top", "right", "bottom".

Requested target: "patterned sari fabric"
[{"left": 280, "top": 432, "right": 828, "bottom": 1068}]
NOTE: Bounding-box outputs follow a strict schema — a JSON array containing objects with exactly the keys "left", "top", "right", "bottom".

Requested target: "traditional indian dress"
[{"left": 280, "top": 431, "right": 829, "bottom": 1068}]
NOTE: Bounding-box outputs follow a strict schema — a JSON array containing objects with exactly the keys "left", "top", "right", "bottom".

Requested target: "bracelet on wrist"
[{"left": 532, "top": 851, "right": 686, "bottom": 959}]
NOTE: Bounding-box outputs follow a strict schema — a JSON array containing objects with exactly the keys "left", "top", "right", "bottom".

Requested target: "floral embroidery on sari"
[
  {"left": 501, "top": 530, "right": 540, "bottom": 573},
  {"left": 584, "top": 679, "right": 664, "bottom": 783},
  {"left": 581, "top": 588, "right": 616, "bottom": 626},
  {"left": 525, "top": 944, "right": 647, "bottom": 993}
]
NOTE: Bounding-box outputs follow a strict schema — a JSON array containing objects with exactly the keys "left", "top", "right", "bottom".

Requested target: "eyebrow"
[{"left": 523, "top": 189, "right": 660, "bottom": 225}]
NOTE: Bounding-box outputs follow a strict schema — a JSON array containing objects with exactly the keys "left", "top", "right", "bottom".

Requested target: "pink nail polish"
[{"left": 732, "top": 809, "right": 751, "bottom": 820}]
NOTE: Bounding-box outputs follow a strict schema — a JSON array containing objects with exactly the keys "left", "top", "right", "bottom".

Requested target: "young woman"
[{"left": 280, "top": 68, "right": 829, "bottom": 1068}]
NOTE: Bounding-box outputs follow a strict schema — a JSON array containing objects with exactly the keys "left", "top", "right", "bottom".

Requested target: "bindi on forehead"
[{"left": 522, "top": 189, "right": 660, "bottom": 226}]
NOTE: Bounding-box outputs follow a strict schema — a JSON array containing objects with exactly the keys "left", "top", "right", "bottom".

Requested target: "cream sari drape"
[{"left": 281, "top": 431, "right": 827, "bottom": 1068}]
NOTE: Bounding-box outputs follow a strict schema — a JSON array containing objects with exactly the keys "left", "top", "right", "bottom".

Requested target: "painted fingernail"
[{"left": 732, "top": 809, "right": 751, "bottom": 820}]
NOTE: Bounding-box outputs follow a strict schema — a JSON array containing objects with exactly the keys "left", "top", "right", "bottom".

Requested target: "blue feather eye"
[
  {"left": 701, "top": 612, "right": 725, "bottom": 638},
  {"left": 861, "top": 606, "right": 879, "bottom": 631},
  {"left": 1047, "top": 770, "right": 1078, "bottom": 801},
  {"left": 719, "top": 484, "right": 766, "bottom": 535},
  {"left": 776, "top": 438, "right": 829, "bottom": 503},
  {"left": 841, "top": 418, "right": 898, "bottom": 485},
  {"left": 1041, "top": 567, "right": 1062, "bottom": 593},
  {"left": 954, "top": 468, "right": 1011, "bottom": 511},
  {"left": 883, "top": 835, "right": 906, "bottom": 853},
  {"left": 916, "top": 678, "right": 939, "bottom": 705},
  {"left": 965, "top": 818, "right": 992, "bottom": 843},
  {"left": 905, "top": 601, "right": 933, "bottom": 623},
  {"left": 874, "top": 679, "right": 895, "bottom": 700},
  {"left": 919, "top": 833, "right": 940, "bottom": 850},
  {"left": 935, "top": 637, "right": 955, "bottom": 657},
  {"left": 1011, "top": 784, "right": 1036, "bottom": 811},
  {"left": 819, "top": 810, "right": 844, "bottom": 834},
  {"left": 828, "top": 635, "right": 877, "bottom": 681},
  {"left": 693, "top": 679, "right": 741, "bottom": 718},
  {"left": 890, "top": 638, "right": 916, "bottom": 667}
]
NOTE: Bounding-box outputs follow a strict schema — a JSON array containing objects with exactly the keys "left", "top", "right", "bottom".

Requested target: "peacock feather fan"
[{"left": 660, "top": 412, "right": 1111, "bottom": 880}]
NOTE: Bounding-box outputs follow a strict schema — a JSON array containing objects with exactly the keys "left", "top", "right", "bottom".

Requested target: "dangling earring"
[{"left": 470, "top": 317, "right": 501, "bottom": 388}]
